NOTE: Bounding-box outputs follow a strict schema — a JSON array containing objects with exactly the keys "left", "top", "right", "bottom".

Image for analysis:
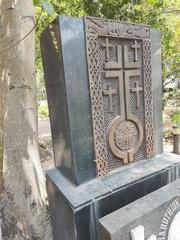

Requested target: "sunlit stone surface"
[
  {"left": 168, "top": 211, "right": 180, "bottom": 240},
  {"left": 130, "top": 225, "right": 157, "bottom": 240}
]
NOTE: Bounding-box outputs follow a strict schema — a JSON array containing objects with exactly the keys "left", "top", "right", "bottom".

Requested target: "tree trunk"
[{"left": 0, "top": 0, "right": 53, "bottom": 239}]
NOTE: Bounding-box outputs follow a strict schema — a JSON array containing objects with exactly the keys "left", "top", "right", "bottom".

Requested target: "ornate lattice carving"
[
  {"left": 143, "top": 40, "right": 155, "bottom": 159},
  {"left": 84, "top": 16, "right": 154, "bottom": 176},
  {"left": 85, "top": 34, "right": 109, "bottom": 176}
]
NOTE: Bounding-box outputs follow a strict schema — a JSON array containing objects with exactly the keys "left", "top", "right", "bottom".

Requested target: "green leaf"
[
  {"left": 42, "top": 1, "right": 54, "bottom": 15},
  {"left": 33, "top": 0, "right": 39, "bottom": 5},
  {"left": 172, "top": 111, "right": 180, "bottom": 129}
]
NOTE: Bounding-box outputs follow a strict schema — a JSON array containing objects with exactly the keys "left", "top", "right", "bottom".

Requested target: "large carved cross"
[
  {"left": 103, "top": 83, "right": 118, "bottom": 113},
  {"left": 102, "top": 43, "right": 143, "bottom": 163}
]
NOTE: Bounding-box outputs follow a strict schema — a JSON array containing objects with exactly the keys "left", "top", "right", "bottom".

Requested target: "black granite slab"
[
  {"left": 99, "top": 179, "right": 180, "bottom": 240},
  {"left": 47, "top": 153, "right": 180, "bottom": 240},
  {"left": 41, "top": 16, "right": 96, "bottom": 185}
]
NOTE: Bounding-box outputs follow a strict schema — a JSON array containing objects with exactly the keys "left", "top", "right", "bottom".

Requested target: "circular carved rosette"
[
  {"left": 114, "top": 121, "right": 138, "bottom": 151},
  {"left": 108, "top": 116, "right": 143, "bottom": 164}
]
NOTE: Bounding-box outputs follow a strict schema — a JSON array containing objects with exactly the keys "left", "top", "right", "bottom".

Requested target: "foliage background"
[{"left": 34, "top": 0, "right": 180, "bottom": 129}]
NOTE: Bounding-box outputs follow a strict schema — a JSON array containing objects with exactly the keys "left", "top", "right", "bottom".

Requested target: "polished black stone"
[
  {"left": 41, "top": 16, "right": 96, "bottom": 185},
  {"left": 47, "top": 153, "right": 180, "bottom": 240}
]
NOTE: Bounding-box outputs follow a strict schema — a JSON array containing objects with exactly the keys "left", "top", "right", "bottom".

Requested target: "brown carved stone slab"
[{"left": 84, "top": 16, "right": 154, "bottom": 176}]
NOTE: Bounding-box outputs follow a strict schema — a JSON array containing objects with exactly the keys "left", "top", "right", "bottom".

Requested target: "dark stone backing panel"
[{"left": 41, "top": 16, "right": 96, "bottom": 185}]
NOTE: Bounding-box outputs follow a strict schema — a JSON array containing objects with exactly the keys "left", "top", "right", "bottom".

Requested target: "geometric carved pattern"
[
  {"left": 143, "top": 40, "right": 155, "bottom": 159},
  {"left": 84, "top": 16, "right": 155, "bottom": 176},
  {"left": 86, "top": 34, "right": 109, "bottom": 176}
]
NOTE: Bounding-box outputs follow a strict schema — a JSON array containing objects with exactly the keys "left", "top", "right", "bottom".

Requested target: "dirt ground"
[{"left": 38, "top": 118, "right": 54, "bottom": 173}]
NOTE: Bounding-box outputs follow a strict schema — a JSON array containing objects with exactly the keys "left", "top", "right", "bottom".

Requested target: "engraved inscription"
[{"left": 158, "top": 199, "right": 180, "bottom": 240}]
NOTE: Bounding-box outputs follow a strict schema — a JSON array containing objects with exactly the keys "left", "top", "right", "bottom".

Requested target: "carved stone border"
[
  {"left": 84, "top": 16, "right": 154, "bottom": 176},
  {"left": 143, "top": 39, "right": 155, "bottom": 159},
  {"left": 84, "top": 29, "right": 109, "bottom": 176},
  {"left": 84, "top": 16, "right": 150, "bottom": 39}
]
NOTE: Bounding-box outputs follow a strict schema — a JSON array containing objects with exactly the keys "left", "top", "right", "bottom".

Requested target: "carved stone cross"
[
  {"left": 103, "top": 83, "right": 118, "bottom": 113},
  {"left": 130, "top": 225, "right": 157, "bottom": 240},
  {"left": 131, "top": 40, "right": 141, "bottom": 62},
  {"left": 130, "top": 81, "right": 143, "bottom": 108},
  {"left": 102, "top": 38, "right": 114, "bottom": 62}
]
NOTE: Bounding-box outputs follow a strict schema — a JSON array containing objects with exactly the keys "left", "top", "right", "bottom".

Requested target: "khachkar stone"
[
  {"left": 84, "top": 17, "right": 154, "bottom": 175},
  {"left": 41, "top": 16, "right": 159, "bottom": 185},
  {"left": 41, "top": 15, "right": 180, "bottom": 240}
]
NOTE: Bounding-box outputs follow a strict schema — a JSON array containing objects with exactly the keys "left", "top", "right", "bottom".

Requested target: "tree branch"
[
  {"left": 163, "top": 79, "right": 174, "bottom": 88},
  {"left": 0, "top": 9, "right": 43, "bottom": 55},
  {"left": 162, "top": 9, "right": 180, "bottom": 14}
]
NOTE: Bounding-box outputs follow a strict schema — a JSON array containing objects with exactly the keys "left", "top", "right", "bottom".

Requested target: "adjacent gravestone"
[
  {"left": 99, "top": 179, "right": 180, "bottom": 240},
  {"left": 41, "top": 15, "right": 179, "bottom": 240}
]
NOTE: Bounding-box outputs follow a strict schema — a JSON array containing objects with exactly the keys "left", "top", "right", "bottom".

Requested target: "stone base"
[
  {"left": 47, "top": 153, "right": 180, "bottom": 240},
  {"left": 99, "top": 179, "right": 180, "bottom": 240}
]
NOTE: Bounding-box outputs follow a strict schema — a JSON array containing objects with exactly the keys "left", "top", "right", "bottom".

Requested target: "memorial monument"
[
  {"left": 99, "top": 179, "right": 180, "bottom": 240},
  {"left": 41, "top": 16, "right": 180, "bottom": 240}
]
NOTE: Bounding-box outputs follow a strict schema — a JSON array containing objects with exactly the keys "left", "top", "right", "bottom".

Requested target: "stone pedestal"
[
  {"left": 99, "top": 177, "right": 180, "bottom": 240},
  {"left": 47, "top": 153, "right": 180, "bottom": 240}
]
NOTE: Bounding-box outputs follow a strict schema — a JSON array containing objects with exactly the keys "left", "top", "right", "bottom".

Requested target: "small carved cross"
[
  {"left": 130, "top": 81, "right": 143, "bottom": 109},
  {"left": 131, "top": 40, "right": 141, "bottom": 62},
  {"left": 102, "top": 38, "right": 114, "bottom": 62},
  {"left": 103, "top": 83, "right": 118, "bottom": 113}
]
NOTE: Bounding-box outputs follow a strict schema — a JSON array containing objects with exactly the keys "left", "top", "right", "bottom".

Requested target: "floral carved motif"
[{"left": 114, "top": 121, "right": 138, "bottom": 151}]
